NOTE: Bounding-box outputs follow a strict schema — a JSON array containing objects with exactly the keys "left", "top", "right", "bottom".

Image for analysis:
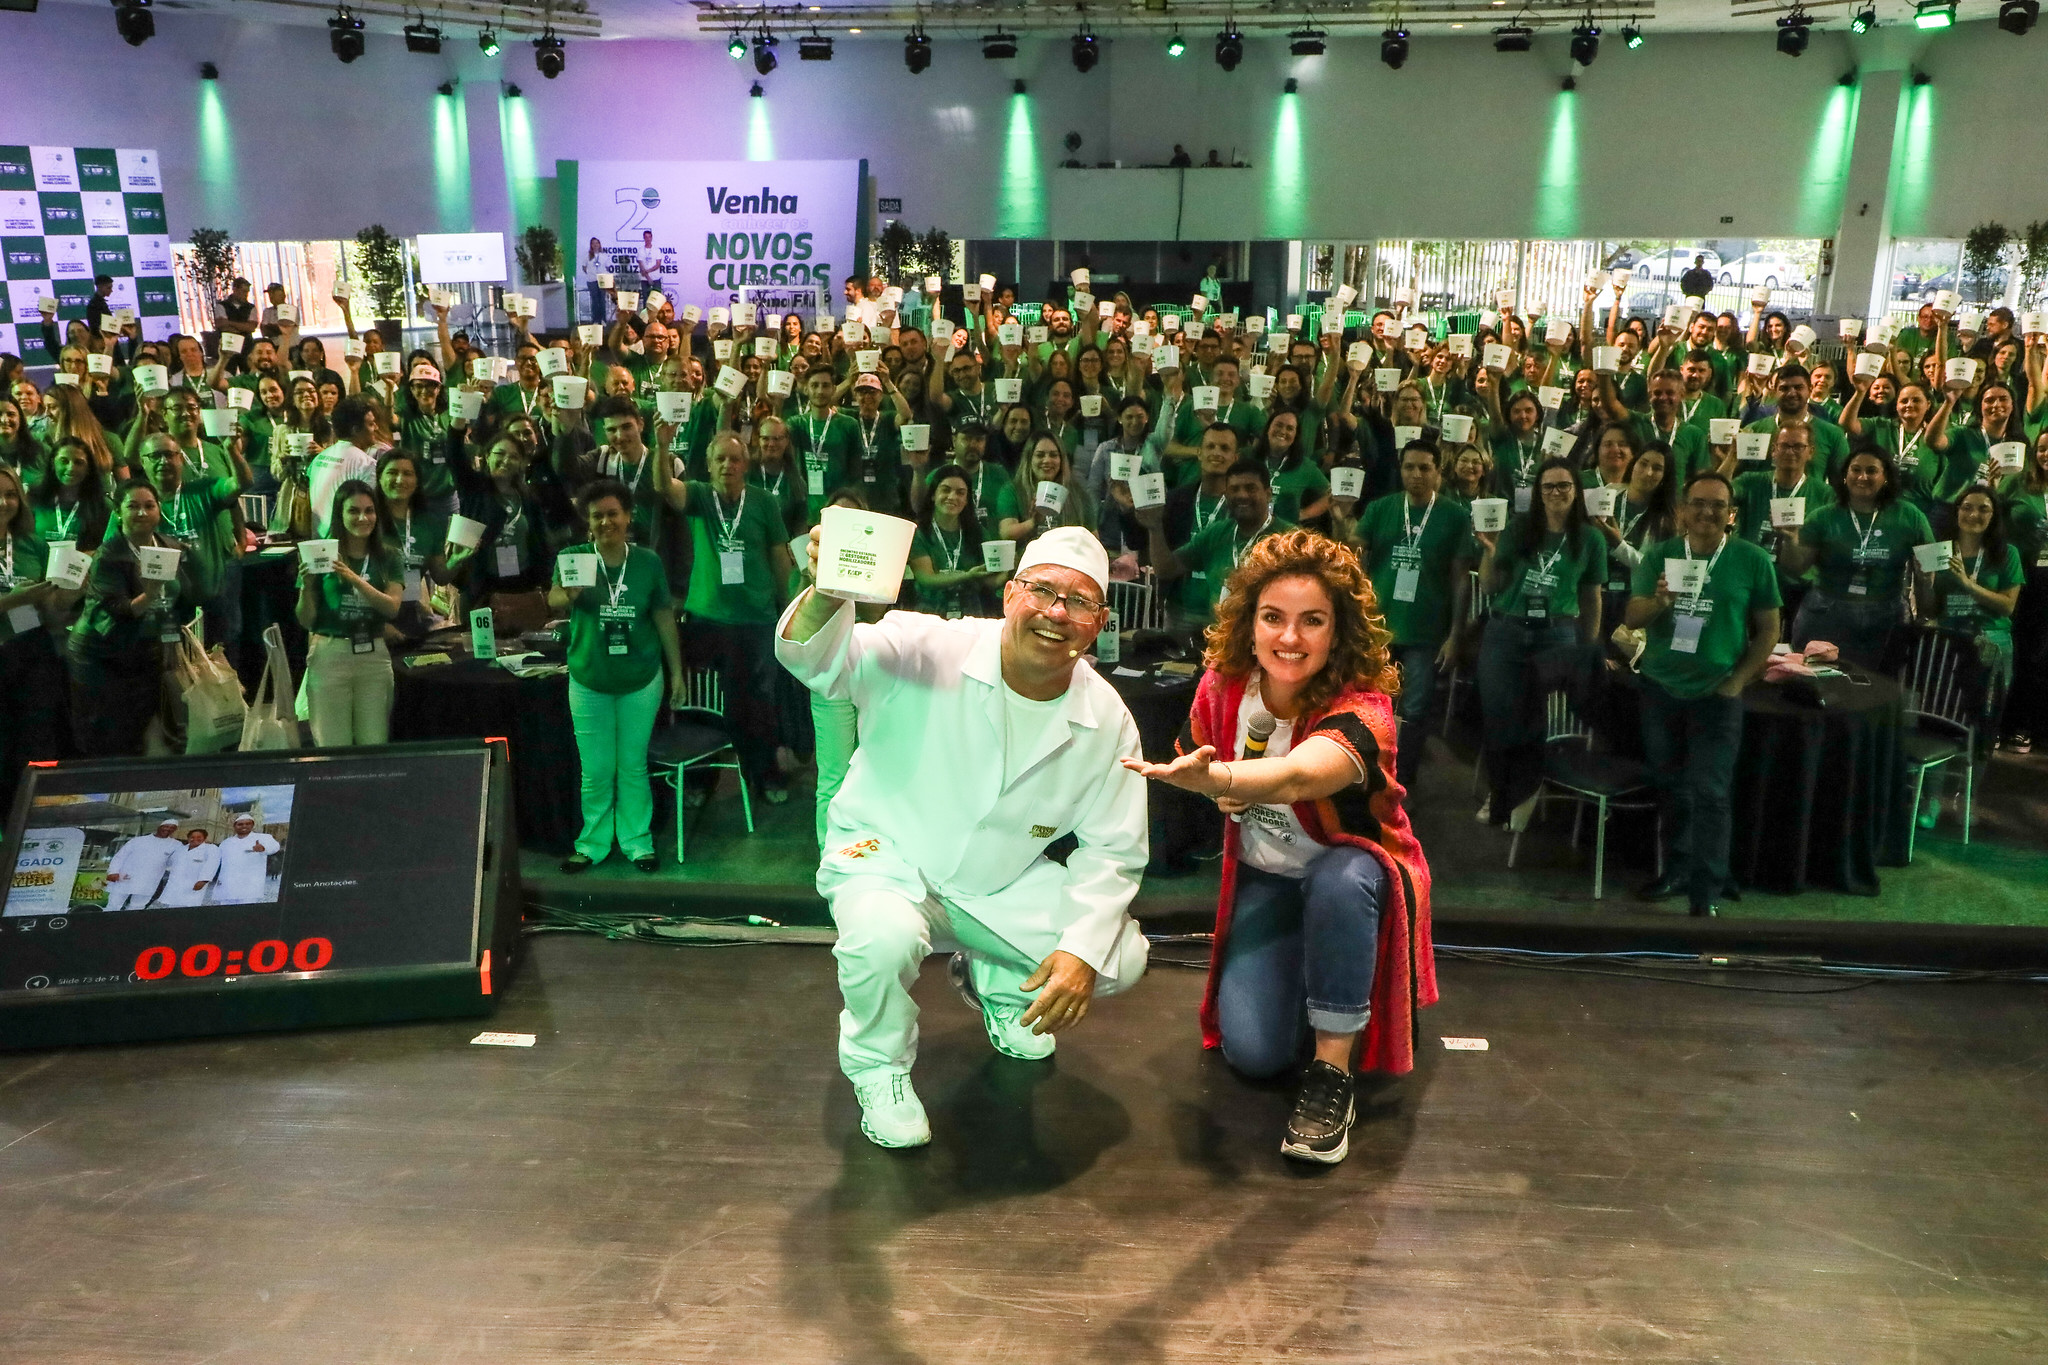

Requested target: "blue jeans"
[
  {"left": 1392, "top": 642, "right": 1441, "bottom": 788},
  {"left": 585, "top": 282, "right": 609, "bottom": 326},
  {"left": 1217, "top": 845, "right": 1385, "bottom": 1079},
  {"left": 1791, "top": 589, "right": 1898, "bottom": 670},
  {"left": 1478, "top": 616, "right": 1577, "bottom": 813},
  {"left": 1638, "top": 682, "right": 1743, "bottom": 907}
]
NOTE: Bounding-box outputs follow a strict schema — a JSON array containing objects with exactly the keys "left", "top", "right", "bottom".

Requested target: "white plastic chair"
[
  {"left": 647, "top": 667, "right": 755, "bottom": 862},
  {"left": 1507, "top": 689, "right": 1661, "bottom": 900}
]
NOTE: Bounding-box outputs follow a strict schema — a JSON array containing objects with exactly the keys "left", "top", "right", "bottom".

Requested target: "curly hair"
[{"left": 1202, "top": 528, "right": 1401, "bottom": 717}]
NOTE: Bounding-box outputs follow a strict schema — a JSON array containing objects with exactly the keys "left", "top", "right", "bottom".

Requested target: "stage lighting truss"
[
  {"left": 981, "top": 27, "right": 1017, "bottom": 58},
  {"left": 1777, "top": 6, "right": 1813, "bottom": 55}
]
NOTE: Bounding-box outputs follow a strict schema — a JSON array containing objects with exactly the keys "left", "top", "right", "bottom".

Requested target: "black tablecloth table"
[
  {"left": 391, "top": 651, "right": 580, "bottom": 854},
  {"left": 1600, "top": 671, "right": 1913, "bottom": 897},
  {"left": 1105, "top": 661, "right": 1216, "bottom": 872}
]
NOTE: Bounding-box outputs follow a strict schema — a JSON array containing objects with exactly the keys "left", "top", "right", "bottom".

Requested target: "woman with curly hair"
[{"left": 1123, "top": 528, "right": 1436, "bottom": 1165}]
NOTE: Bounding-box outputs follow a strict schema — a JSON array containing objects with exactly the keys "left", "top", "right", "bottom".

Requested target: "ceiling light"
[
  {"left": 1623, "top": 22, "right": 1643, "bottom": 48},
  {"left": 1493, "top": 22, "right": 1532, "bottom": 51},
  {"left": 750, "top": 80, "right": 764, "bottom": 96},
  {"left": 727, "top": 30, "right": 747, "bottom": 58},
  {"left": 1071, "top": 23, "right": 1099, "bottom": 71},
  {"left": 1289, "top": 24, "right": 1327, "bottom": 55},
  {"left": 1777, "top": 8, "right": 1812, "bottom": 55},
  {"left": 752, "top": 30, "right": 778, "bottom": 74},
  {"left": 478, "top": 26, "right": 499, "bottom": 56},
  {"left": 532, "top": 24, "right": 564, "bottom": 78},
  {"left": 327, "top": 6, "right": 364, "bottom": 63},
  {"left": 1914, "top": 0, "right": 1955, "bottom": 27},
  {"left": 1166, "top": 30, "right": 1186, "bottom": 56},
  {"left": 1380, "top": 25, "right": 1409, "bottom": 67},
  {"left": 404, "top": 21, "right": 443, "bottom": 53},
  {"left": 1851, "top": 4, "right": 1877, "bottom": 30},
  {"left": 1999, "top": 0, "right": 2038, "bottom": 32},
  {"left": 799, "top": 30, "right": 832, "bottom": 59},
  {"left": 1215, "top": 24, "right": 1244, "bottom": 70},
  {"left": 1570, "top": 21, "right": 1600, "bottom": 64},
  {"left": 981, "top": 28, "right": 1017, "bottom": 58},
  {"left": 904, "top": 24, "right": 931, "bottom": 73},
  {"left": 113, "top": 0, "right": 154, "bottom": 46},
  {"left": 505, "top": 82, "right": 521, "bottom": 96},
  {"left": 200, "top": 61, "right": 219, "bottom": 78}
]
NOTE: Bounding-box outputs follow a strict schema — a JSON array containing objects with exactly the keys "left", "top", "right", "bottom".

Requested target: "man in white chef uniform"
[
  {"left": 152, "top": 829, "right": 223, "bottom": 908},
  {"left": 209, "top": 815, "right": 281, "bottom": 905},
  {"left": 777, "top": 526, "right": 1150, "bottom": 1149},
  {"left": 104, "top": 819, "right": 182, "bottom": 911}
]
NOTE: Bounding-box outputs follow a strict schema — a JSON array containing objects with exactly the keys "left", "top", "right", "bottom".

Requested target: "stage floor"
[{"left": 3, "top": 939, "right": 2044, "bottom": 1362}]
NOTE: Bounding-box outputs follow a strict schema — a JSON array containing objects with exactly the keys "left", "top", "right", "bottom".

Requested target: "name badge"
[
  {"left": 719, "top": 549, "right": 746, "bottom": 585},
  {"left": 404, "top": 568, "right": 424, "bottom": 602},
  {"left": 496, "top": 544, "right": 521, "bottom": 576},
  {"left": 807, "top": 467, "right": 825, "bottom": 497},
  {"left": 1670, "top": 611, "right": 1705, "bottom": 654},
  {"left": 8, "top": 605, "right": 38, "bottom": 634},
  {"left": 351, "top": 630, "right": 375, "bottom": 656},
  {"left": 1393, "top": 567, "right": 1420, "bottom": 603},
  {"left": 1514, "top": 486, "right": 1533, "bottom": 513}
]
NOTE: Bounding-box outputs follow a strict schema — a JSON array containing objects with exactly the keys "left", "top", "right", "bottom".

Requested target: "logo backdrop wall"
[
  {"left": 567, "top": 159, "right": 862, "bottom": 321},
  {"left": 0, "top": 146, "right": 176, "bottom": 366}
]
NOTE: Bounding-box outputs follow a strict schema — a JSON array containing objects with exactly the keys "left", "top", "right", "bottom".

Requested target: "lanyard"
[
  {"left": 711, "top": 487, "right": 746, "bottom": 547},
  {"left": 1194, "top": 491, "right": 1226, "bottom": 535},
  {"left": 806, "top": 412, "right": 832, "bottom": 467},
  {"left": 1850, "top": 508, "right": 1881, "bottom": 554},
  {"left": 932, "top": 523, "right": 963, "bottom": 570},
  {"left": 1512, "top": 439, "right": 1537, "bottom": 484},
  {"left": 1683, "top": 534, "right": 1726, "bottom": 604},
  {"left": 1617, "top": 499, "right": 1644, "bottom": 541},
  {"left": 396, "top": 517, "right": 417, "bottom": 566},
  {"left": 1530, "top": 544, "right": 1564, "bottom": 581},
  {"left": 609, "top": 448, "right": 647, "bottom": 488},
  {"left": 858, "top": 414, "right": 882, "bottom": 459},
  {"left": 1, "top": 536, "right": 12, "bottom": 584},
  {"left": 1681, "top": 396, "right": 1703, "bottom": 424},
  {"left": 1897, "top": 424, "right": 1925, "bottom": 463},
  {"left": 957, "top": 388, "right": 986, "bottom": 424},
  {"left": 54, "top": 503, "right": 79, "bottom": 541},
  {"left": 753, "top": 465, "right": 786, "bottom": 500},
  {"left": 500, "top": 498, "right": 524, "bottom": 545},
  {"left": 597, "top": 550, "right": 629, "bottom": 609},
  {"left": 161, "top": 489, "right": 194, "bottom": 541},
  {"left": 1232, "top": 514, "right": 1273, "bottom": 566},
  {"left": 1402, "top": 494, "right": 1435, "bottom": 543}
]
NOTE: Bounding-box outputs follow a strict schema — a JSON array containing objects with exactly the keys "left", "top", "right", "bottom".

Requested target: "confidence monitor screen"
[{"left": 1, "top": 748, "right": 491, "bottom": 998}]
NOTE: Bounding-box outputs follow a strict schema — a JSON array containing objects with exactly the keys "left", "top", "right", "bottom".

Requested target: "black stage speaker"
[{"left": 0, "top": 739, "right": 521, "bottom": 1049}]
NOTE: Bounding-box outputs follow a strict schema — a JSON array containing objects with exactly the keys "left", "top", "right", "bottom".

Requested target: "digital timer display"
[{"left": 134, "top": 937, "right": 335, "bottom": 981}]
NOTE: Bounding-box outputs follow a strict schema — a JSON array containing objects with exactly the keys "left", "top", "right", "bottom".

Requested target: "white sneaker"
[
  {"left": 850, "top": 1068, "right": 931, "bottom": 1148},
  {"left": 948, "top": 952, "right": 1055, "bottom": 1061},
  {"left": 1473, "top": 796, "right": 1493, "bottom": 824},
  {"left": 1507, "top": 791, "right": 1541, "bottom": 833}
]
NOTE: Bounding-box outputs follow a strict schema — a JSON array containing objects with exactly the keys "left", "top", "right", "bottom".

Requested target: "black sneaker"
[{"left": 1281, "top": 1059, "right": 1355, "bottom": 1164}]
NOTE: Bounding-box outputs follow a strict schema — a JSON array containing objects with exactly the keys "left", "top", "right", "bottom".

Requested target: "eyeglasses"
[
  {"left": 1685, "top": 499, "right": 1731, "bottom": 513},
  {"left": 1539, "top": 482, "right": 1577, "bottom": 495},
  {"left": 1016, "top": 579, "right": 1108, "bottom": 624}
]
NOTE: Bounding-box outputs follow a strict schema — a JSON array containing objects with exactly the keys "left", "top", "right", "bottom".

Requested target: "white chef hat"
[{"left": 1015, "top": 527, "right": 1110, "bottom": 597}]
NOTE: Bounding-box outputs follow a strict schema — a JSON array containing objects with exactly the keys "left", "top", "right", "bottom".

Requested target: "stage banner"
[
  {"left": 569, "top": 160, "right": 860, "bottom": 320},
  {"left": 0, "top": 145, "right": 176, "bottom": 365}
]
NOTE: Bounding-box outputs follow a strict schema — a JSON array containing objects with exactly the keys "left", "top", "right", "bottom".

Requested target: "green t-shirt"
[
  {"left": 155, "top": 475, "right": 241, "bottom": 600},
  {"left": 844, "top": 410, "right": 906, "bottom": 515},
  {"left": 307, "top": 545, "right": 404, "bottom": 639},
  {"left": 555, "top": 542, "right": 672, "bottom": 694},
  {"left": 1678, "top": 391, "right": 1727, "bottom": 435},
  {"left": 384, "top": 508, "right": 450, "bottom": 588},
  {"left": 1743, "top": 414, "right": 1850, "bottom": 481},
  {"left": 679, "top": 481, "right": 785, "bottom": 625},
  {"left": 401, "top": 409, "right": 456, "bottom": 500},
  {"left": 1266, "top": 457, "right": 1329, "bottom": 524},
  {"left": 950, "top": 461, "right": 1020, "bottom": 533},
  {"left": 1630, "top": 535, "right": 1782, "bottom": 700},
  {"left": 909, "top": 522, "right": 987, "bottom": 619},
  {"left": 1731, "top": 470, "right": 1835, "bottom": 584},
  {"left": 1358, "top": 493, "right": 1472, "bottom": 647},
  {"left": 1176, "top": 514, "right": 1295, "bottom": 621},
  {"left": 1797, "top": 501, "right": 1935, "bottom": 601},
  {"left": 1491, "top": 521, "right": 1608, "bottom": 621},
  {"left": 1857, "top": 418, "right": 1948, "bottom": 509},
  {"left": 789, "top": 408, "right": 860, "bottom": 522},
  {"left": 1629, "top": 416, "right": 1713, "bottom": 485},
  {"left": 0, "top": 532, "right": 50, "bottom": 646},
  {"left": 1931, "top": 543, "right": 2022, "bottom": 639},
  {"left": 2000, "top": 482, "right": 2047, "bottom": 568},
  {"left": 1489, "top": 432, "right": 1545, "bottom": 499}
]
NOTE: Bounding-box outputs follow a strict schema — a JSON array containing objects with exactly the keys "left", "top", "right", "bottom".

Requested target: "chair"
[
  {"left": 1891, "top": 627, "right": 1981, "bottom": 858},
  {"left": 648, "top": 667, "right": 755, "bottom": 863},
  {"left": 1507, "top": 689, "right": 1660, "bottom": 900},
  {"left": 1441, "top": 569, "right": 1492, "bottom": 740},
  {"left": 1106, "top": 567, "right": 1163, "bottom": 632}
]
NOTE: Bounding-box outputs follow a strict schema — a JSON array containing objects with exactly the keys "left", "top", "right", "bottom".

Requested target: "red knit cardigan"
[{"left": 1178, "top": 669, "right": 1438, "bottom": 1075}]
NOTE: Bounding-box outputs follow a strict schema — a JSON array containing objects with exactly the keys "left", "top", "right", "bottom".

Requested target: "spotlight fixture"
[
  {"left": 505, "top": 82, "right": 522, "bottom": 97},
  {"left": 327, "top": 5, "right": 364, "bottom": 63},
  {"left": 1284, "top": 76, "right": 1298, "bottom": 93},
  {"left": 1071, "top": 22, "right": 1099, "bottom": 72},
  {"left": 1013, "top": 78, "right": 1026, "bottom": 93},
  {"left": 904, "top": 23, "right": 932, "bottom": 73},
  {"left": 1850, "top": 3, "right": 1877, "bottom": 31},
  {"left": 799, "top": 29, "right": 832, "bottom": 59},
  {"left": 113, "top": 0, "right": 154, "bottom": 46},
  {"left": 750, "top": 80, "right": 764, "bottom": 96},
  {"left": 1561, "top": 74, "right": 1577, "bottom": 91},
  {"left": 200, "top": 60, "right": 219, "bottom": 78},
  {"left": 1289, "top": 24, "right": 1327, "bottom": 55},
  {"left": 533, "top": 24, "right": 564, "bottom": 78},
  {"left": 727, "top": 30, "right": 747, "bottom": 58},
  {"left": 1493, "top": 23, "right": 1533, "bottom": 51},
  {"left": 405, "top": 21, "right": 443, "bottom": 53},
  {"left": 1215, "top": 24, "right": 1243, "bottom": 70},
  {"left": 1838, "top": 68, "right": 1858, "bottom": 84},
  {"left": 436, "top": 79, "right": 454, "bottom": 95},
  {"left": 478, "top": 27, "right": 499, "bottom": 56},
  {"left": 1380, "top": 25, "right": 1409, "bottom": 67},
  {"left": 1914, "top": 0, "right": 1955, "bottom": 27},
  {"left": 1570, "top": 21, "right": 1600, "bottom": 64},
  {"left": 1912, "top": 68, "right": 1931, "bottom": 83},
  {"left": 1166, "top": 30, "right": 1186, "bottom": 56},
  {"left": 1623, "top": 22, "right": 1643, "bottom": 48},
  {"left": 752, "top": 29, "right": 778, "bottom": 74},
  {"left": 1999, "top": 0, "right": 2038, "bottom": 33},
  {"left": 981, "top": 28, "right": 1017, "bottom": 58},
  {"left": 1777, "top": 8, "right": 1812, "bottom": 55}
]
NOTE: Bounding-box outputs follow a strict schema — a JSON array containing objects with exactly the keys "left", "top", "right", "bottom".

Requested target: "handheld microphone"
[{"left": 1228, "top": 712, "right": 1277, "bottom": 823}]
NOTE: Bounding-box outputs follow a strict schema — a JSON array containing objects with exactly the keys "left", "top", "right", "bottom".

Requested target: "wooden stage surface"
[{"left": 1, "top": 937, "right": 2043, "bottom": 1363}]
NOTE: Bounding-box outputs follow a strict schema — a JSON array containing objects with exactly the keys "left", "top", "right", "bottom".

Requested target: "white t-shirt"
[
  {"left": 1000, "top": 678, "right": 1068, "bottom": 791},
  {"left": 1234, "top": 679, "right": 1364, "bottom": 879},
  {"left": 308, "top": 440, "right": 378, "bottom": 537}
]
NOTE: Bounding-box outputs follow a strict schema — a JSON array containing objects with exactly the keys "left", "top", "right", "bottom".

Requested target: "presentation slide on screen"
[
  {"left": 571, "top": 159, "right": 860, "bottom": 320},
  {"left": 1, "top": 750, "right": 490, "bottom": 995},
  {"left": 1, "top": 145, "right": 178, "bottom": 364}
]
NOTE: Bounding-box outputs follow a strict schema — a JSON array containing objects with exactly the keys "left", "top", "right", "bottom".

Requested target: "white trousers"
[
  {"left": 305, "top": 635, "right": 393, "bottom": 747},
  {"left": 827, "top": 872, "right": 1145, "bottom": 1079},
  {"left": 104, "top": 883, "right": 158, "bottom": 912}
]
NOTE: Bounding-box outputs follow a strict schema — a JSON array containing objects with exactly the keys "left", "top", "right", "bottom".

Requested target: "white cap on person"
[{"left": 1015, "top": 526, "right": 1110, "bottom": 598}]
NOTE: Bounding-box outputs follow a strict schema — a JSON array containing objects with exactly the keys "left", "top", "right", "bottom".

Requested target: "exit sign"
[{"left": 878, "top": 197, "right": 903, "bottom": 213}]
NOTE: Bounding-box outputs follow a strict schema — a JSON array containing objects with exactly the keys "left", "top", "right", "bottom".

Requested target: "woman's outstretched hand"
[{"left": 1121, "top": 745, "right": 1225, "bottom": 797}]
